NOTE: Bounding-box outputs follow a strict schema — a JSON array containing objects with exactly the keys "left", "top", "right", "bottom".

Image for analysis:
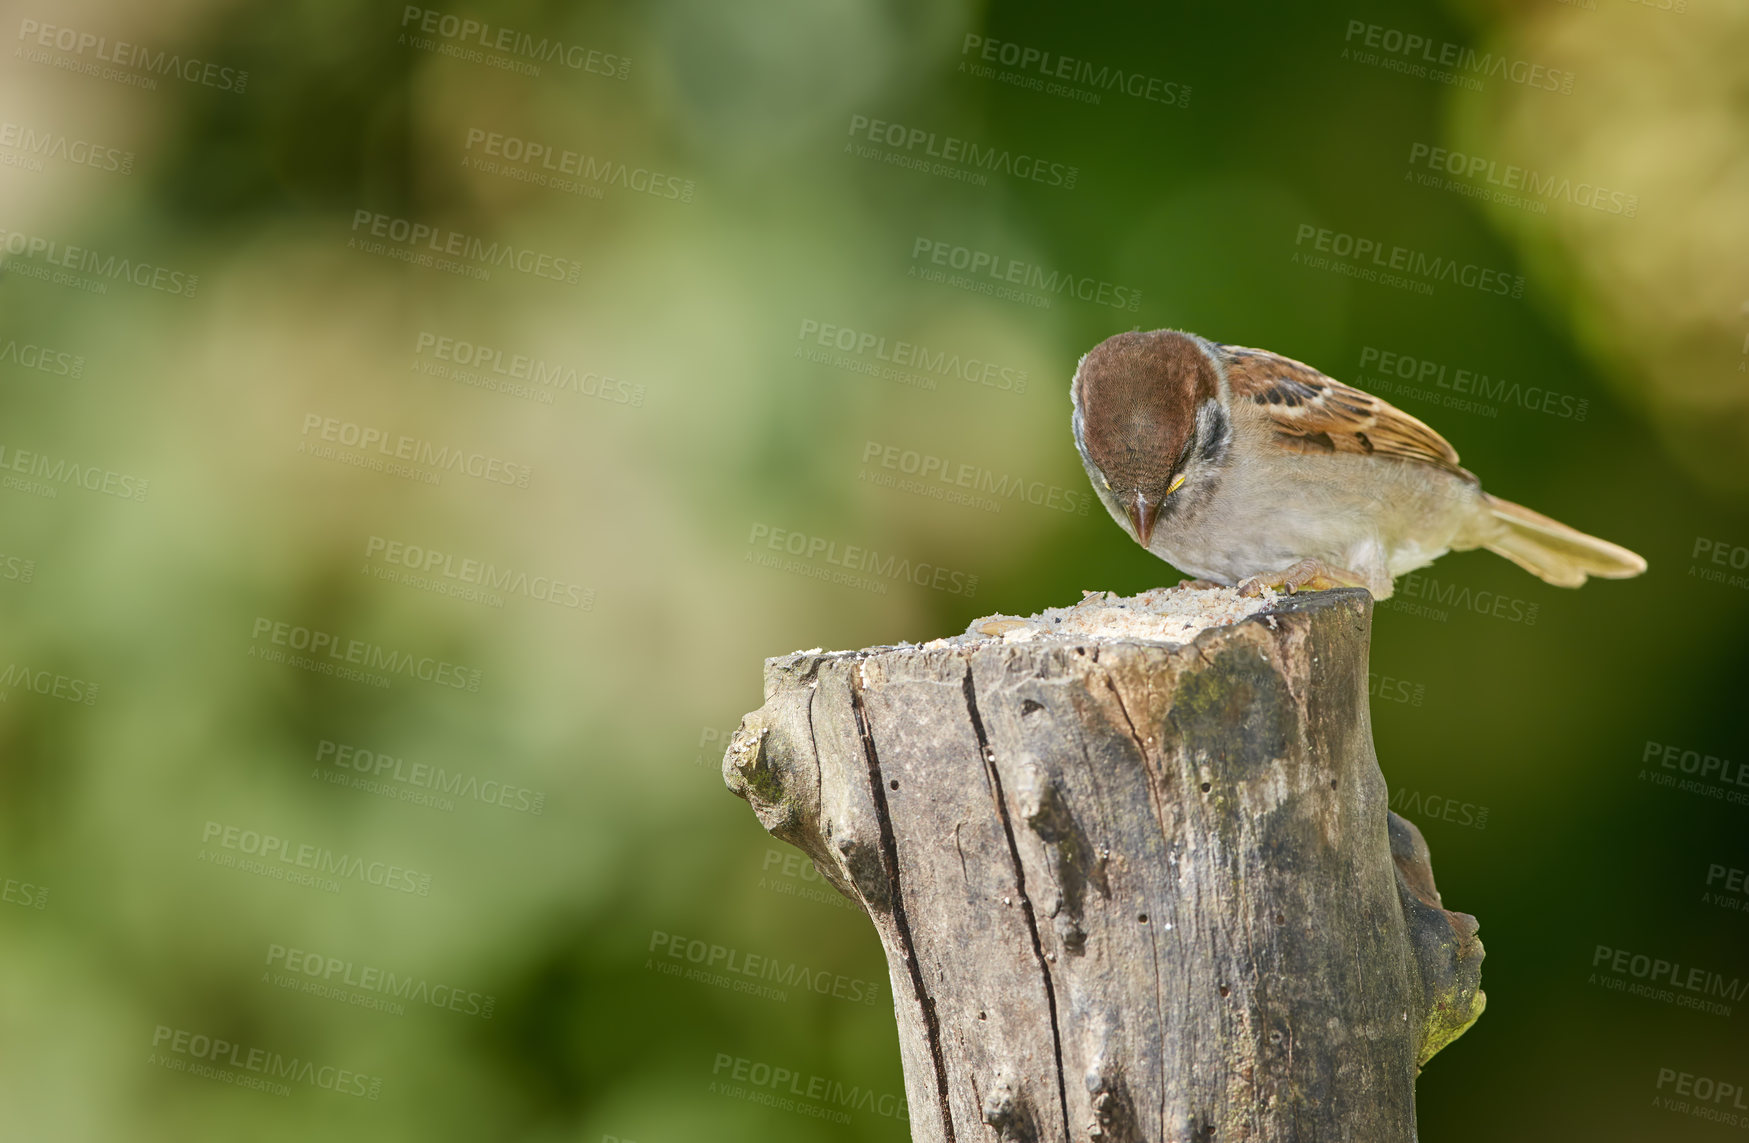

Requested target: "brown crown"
[{"left": 1074, "top": 330, "right": 1218, "bottom": 492}]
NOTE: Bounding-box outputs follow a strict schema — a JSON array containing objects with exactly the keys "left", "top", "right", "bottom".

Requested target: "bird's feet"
[
  {"left": 1174, "top": 577, "right": 1224, "bottom": 591},
  {"left": 1238, "top": 558, "right": 1368, "bottom": 598}
]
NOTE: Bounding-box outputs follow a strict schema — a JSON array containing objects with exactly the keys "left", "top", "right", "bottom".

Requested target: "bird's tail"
[{"left": 1481, "top": 494, "right": 1646, "bottom": 587}]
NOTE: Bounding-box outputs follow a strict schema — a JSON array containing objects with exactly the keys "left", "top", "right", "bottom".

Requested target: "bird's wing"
[{"left": 1219, "top": 345, "right": 1472, "bottom": 480}]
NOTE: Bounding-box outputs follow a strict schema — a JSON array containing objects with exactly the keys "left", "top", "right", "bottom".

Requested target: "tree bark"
[{"left": 723, "top": 587, "right": 1484, "bottom": 1143}]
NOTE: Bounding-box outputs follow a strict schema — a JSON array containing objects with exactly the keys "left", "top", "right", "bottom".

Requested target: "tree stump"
[{"left": 723, "top": 587, "right": 1484, "bottom": 1143}]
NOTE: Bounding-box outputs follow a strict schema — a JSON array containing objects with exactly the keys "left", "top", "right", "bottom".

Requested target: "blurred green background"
[{"left": 1, "top": 0, "right": 1745, "bottom": 1139}]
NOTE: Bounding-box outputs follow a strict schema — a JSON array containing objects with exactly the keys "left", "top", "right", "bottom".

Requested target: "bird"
[{"left": 1069, "top": 329, "right": 1645, "bottom": 600}]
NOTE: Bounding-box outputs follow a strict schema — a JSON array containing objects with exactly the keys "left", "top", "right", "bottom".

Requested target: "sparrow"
[{"left": 1070, "top": 329, "right": 1646, "bottom": 600}]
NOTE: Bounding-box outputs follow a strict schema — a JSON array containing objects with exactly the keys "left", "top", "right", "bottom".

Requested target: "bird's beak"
[{"left": 1125, "top": 490, "right": 1159, "bottom": 548}]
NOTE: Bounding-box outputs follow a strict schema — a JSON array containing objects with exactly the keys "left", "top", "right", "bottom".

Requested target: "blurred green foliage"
[{"left": 0, "top": 0, "right": 1745, "bottom": 1140}]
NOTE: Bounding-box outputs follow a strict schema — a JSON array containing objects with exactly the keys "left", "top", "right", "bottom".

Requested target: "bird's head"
[{"left": 1070, "top": 329, "right": 1230, "bottom": 547}]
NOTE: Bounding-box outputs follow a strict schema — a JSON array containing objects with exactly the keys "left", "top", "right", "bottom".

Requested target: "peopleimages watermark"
[
  {"left": 248, "top": 616, "right": 485, "bottom": 692},
  {"left": 1292, "top": 224, "right": 1524, "bottom": 300},
  {"left": 1689, "top": 537, "right": 1749, "bottom": 592},
  {"left": 1368, "top": 671, "right": 1427, "bottom": 708},
  {"left": 648, "top": 929, "right": 883, "bottom": 1007},
  {"left": 1639, "top": 738, "right": 1749, "bottom": 808},
  {"left": 1354, "top": 344, "right": 1588, "bottom": 423},
  {"left": 265, "top": 942, "right": 495, "bottom": 1019},
  {"left": 413, "top": 331, "right": 645, "bottom": 408},
  {"left": 0, "top": 121, "right": 133, "bottom": 175},
  {"left": 958, "top": 34, "right": 1190, "bottom": 109},
  {"left": 299, "top": 413, "right": 533, "bottom": 489},
  {"left": 760, "top": 847, "right": 858, "bottom": 913},
  {"left": 1703, "top": 863, "right": 1749, "bottom": 915},
  {"left": 696, "top": 725, "right": 738, "bottom": 768},
  {"left": 1406, "top": 142, "right": 1636, "bottom": 219},
  {"left": 858, "top": 439, "right": 1092, "bottom": 517},
  {"left": 199, "top": 819, "right": 433, "bottom": 897},
  {"left": 1589, "top": 943, "right": 1743, "bottom": 1017},
  {"left": 398, "top": 6, "right": 628, "bottom": 80},
  {"left": 1390, "top": 787, "right": 1489, "bottom": 830},
  {"left": 348, "top": 209, "right": 582, "bottom": 284},
  {"left": 0, "top": 334, "right": 84, "bottom": 380},
  {"left": 1340, "top": 18, "right": 1575, "bottom": 95},
  {"left": 0, "top": 226, "right": 197, "bottom": 297},
  {"left": 710, "top": 1051, "right": 908, "bottom": 1126},
  {"left": 0, "top": 552, "right": 33, "bottom": 585},
  {"left": 313, "top": 738, "right": 547, "bottom": 816},
  {"left": 2, "top": 874, "right": 48, "bottom": 909},
  {"left": 461, "top": 127, "right": 693, "bottom": 203},
  {"left": 844, "top": 114, "right": 1078, "bottom": 190},
  {"left": 908, "top": 235, "right": 1143, "bottom": 312},
  {"left": 16, "top": 19, "right": 248, "bottom": 93},
  {"left": 1653, "top": 1067, "right": 1748, "bottom": 1130},
  {"left": 0, "top": 662, "right": 98, "bottom": 706},
  {"left": 795, "top": 319, "right": 1028, "bottom": 395},
  {"left": 1376, "top": 572, "right": 1539, "bottom": 626},
  {"left": 746, "top": 523, "right": 978, "bottom": 597},
  {"left": 362, "top": 534, "right": 594, "bottom": 612},
  {"left": 1740, "top": 302, "right": 1747, "bottom": 375},
  {"left": 148, "top": 1024, "right": 382, "bottom": 1099},
  {"left": 0, "top": 442, "right": 148, "bottom": 502}
]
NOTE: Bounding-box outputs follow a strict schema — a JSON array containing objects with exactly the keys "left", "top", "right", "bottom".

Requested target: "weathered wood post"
[{"left": 724, "top": 587, "right": 1484, "bottom": 1143}]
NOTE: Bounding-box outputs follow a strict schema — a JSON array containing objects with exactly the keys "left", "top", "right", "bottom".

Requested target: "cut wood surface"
[{"left": 725, "top": 586, "right": 1484, "bottom": 1143}]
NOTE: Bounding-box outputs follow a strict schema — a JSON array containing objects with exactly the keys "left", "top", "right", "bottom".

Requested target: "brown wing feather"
[{"left": 1219, "top": 345, "right": 1472, "bottom": 480}]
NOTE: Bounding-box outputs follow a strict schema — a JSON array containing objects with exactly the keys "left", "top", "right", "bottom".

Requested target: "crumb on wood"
[
  {"left": 782, "top": 585, "right": 1287, "bottom": 663},
  {"left": 966, "top": 584, "right": 1280, "bottom": 648}
]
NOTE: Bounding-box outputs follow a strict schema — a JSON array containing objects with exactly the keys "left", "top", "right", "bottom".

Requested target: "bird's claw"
[{"left": 1238, "top": 559, "right": 1358, "bottom": 598}]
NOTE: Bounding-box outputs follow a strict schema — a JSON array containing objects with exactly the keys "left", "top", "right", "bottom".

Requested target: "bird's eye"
[{"left": 1167, "top": 473, "right": 1186, "bottom": 495}]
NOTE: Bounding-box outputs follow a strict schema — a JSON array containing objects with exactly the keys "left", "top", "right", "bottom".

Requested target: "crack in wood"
[
  {"left": 961, "top": 664, "right": 1072, "bottom": 1142},
  {"left": 801, "top": 683, "right": 823, "bottom": 835},
  {"left": 953, "top": 819, "right": 972, "bottom": 888},
  {"left": 849, "top": 668, "right": 957, "bottom": 1143},
  {"left": 1098, "top": 670, "right": 1174, "bottom": 1140}
]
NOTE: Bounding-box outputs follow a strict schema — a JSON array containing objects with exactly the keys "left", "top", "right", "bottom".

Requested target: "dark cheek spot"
[{"left": 1199, "top": 408, "right": 1230, "bottom": 462}]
